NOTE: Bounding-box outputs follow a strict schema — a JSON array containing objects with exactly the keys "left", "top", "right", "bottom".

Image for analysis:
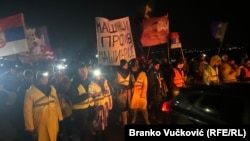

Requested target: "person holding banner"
[
  {"left": 170, "top": 58, "right": 186, "bottom": 99},
  {"left": 147, "top": 59, "right": 168, "bottom": 123}
]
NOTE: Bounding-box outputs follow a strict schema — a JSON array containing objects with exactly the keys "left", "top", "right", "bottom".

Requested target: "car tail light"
[{"left": 161, "top": 101, "right": 172, "bottom": 112}]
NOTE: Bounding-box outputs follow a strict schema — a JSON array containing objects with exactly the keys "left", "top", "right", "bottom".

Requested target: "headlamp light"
[
  {"left": 42, "top": 72, "right": 49, "bottom": 77},
  {"left": 93, "top": 69, "right": 101, "bottom": 76},
  {"left": 56, "top": 64, "right": 67, "bottom": 70}
]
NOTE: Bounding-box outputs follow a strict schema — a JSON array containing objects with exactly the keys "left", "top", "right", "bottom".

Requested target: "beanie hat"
[
  {"left": 36, "top": 70, "right": 49, "bottom": 80},
  {"left": 77, "top": 62, "right": 87, "bottom": 69},
  {"left": 23, "top": 69, "right": 34, "bottom": 77},
  {"left": 152, "top": 59, "right": 161, "bottom": 66},
  {"left": 120, "top": 59, "right": 127, "bottom": 67}
]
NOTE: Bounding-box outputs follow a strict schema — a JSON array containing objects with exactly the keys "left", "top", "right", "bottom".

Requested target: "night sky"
[{"left": 1, "top": 0, "right": 249, "bottom": 57}]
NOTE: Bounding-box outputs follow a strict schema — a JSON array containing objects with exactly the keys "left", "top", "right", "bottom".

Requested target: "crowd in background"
[{"left": 0, "top": 51, "right": 250, "bottom": 141}]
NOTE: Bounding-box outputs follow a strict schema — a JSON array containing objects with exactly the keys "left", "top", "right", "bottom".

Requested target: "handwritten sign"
[{"left": 95, "top": 16, "right": 136, "bottom": 66}]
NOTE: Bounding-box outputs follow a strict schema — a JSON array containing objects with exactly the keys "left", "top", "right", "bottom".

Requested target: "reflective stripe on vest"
[
  {"left": 33, "top": 86, "right": 57, "bottom": 108},
  {"left": 117, "top": 72, "right": 130, "bottom": 86},
  {"left": 33, "top": 100, "right": 56, "bottom": 108},
  {"left": 93, "top": 95, "right": 107, "bottom": 106},
  {"left": 134, "top": 81, "right": 143, "bottom": 88},
  {"left": 207, "top": 66, "right": 219, "bottom": 82},
  {"left": 71, "top": 84, "right": 94, "bottom": 110},
  {"left": 173, "top": 68, "right": 185, "bottom": 87},
  {"left": 90, "top": 82, "right": 107, "bottom": 106}
]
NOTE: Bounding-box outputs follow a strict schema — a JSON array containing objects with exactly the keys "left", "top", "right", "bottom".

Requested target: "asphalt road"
[
  {"left": 99, "top": 109, "right": 169, "bottom": 141},
  {"left": 63, "top": 109, "right": 167, "bottom": 141}
]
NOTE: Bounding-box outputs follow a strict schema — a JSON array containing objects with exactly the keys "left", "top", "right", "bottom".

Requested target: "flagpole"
[
  {"left": 167, "top": 13, "right": 170, "bottom": 61},
  {"left": 217, "top": 35, "right": 225, "bottom": 55},
  {"left": 147, "top": 47, "right": 151, "bottom": 59},
  {"left": 137, "top": 41, "right": 146, "bottom": 57},
  {"left": 180, "top": 48, "right": 185, "bottom": 60},
  {"left": 167, "top": 37, "right": 170, "bottom": 61},
  {"left": 217, "top": 42, "right": 223, "bottom": 55}
]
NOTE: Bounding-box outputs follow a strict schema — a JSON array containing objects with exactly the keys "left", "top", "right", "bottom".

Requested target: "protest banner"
[{"left": 96, "top": 16, "right": 136, "bottom": 66}]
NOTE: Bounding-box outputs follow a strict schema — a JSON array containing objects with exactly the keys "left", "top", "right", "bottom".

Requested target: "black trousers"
[{"left": 72, "top": 108, "right": 93, "bottom": 141}]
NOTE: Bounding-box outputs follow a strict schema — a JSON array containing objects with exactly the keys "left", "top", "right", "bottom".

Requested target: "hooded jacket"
[{"left": 203, "top": 55, "right": 221, "bottom": 84}]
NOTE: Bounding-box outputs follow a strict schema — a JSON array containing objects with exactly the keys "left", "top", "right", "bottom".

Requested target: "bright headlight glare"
[
  {"left": 57, "top": 64, "right": 67, "bottom": 70},
  {"left": 42, "top": 72, "right": 49, "bottom": 77},
  {"left": 93, "top": 69, "right": 101, "bottom": 76},
  {"left": 57, "top": 64, "right": 64, "bottom": 70}
]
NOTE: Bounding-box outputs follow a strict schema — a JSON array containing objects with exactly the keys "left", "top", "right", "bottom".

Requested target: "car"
[{"left": 163, "top": 82, "right": 250, "bottom": 124}]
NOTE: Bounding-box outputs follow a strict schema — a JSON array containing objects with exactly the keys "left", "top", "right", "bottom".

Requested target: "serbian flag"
[
  {"left": 211, "top": 21, "right": 228, "bottom": 43},
  {"left": 170, "top": 32, "right": 182, "bottom": 49},
  {"left": 140, "top": 14, "right": 169, "bottom": 47},
  {"left": 0, "top": 13, "right": 28, "bottom": 57}
]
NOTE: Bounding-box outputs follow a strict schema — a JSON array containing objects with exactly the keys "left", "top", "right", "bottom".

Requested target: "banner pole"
[
  {"left": 180, "top": 47, "right": 185, "bottom": 60},
  {"left": 167, "top": 43, "right": 170, "bottom": 61},
  {"left": 137, "top": 41, "right": 145, "bottom": 57}
]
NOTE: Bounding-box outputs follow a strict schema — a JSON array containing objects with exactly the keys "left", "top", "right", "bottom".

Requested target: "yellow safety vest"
[
  {"left": 207, "top": 66, "right": 219, "bottom": 83},
  {"left": 71, "top": 83, "right": 95, "bottom": 110},
  {"left": 117, "top": 72, "right": 130, "bottom": 86},
  {"left": 24, "top": 85, "right": 63, "bottom": 131},
  {"left": 89, "top": 82, "right": 107, "bottom": 106}
]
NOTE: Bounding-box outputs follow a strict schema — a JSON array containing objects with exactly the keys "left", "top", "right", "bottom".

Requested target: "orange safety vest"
[
  {"left": 242, "top": 67, "right": 250, "bottom": 78},
  {"left": 172, "top": 68, "right": 185, "bottom": 87}
]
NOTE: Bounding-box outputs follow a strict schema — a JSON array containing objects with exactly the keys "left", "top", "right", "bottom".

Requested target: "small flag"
[
  {"left": 211, "top": 21, "right": 228, "bottom": 43},
  {"left": 170, "top": 32, "right": 182, "bottom": 49},
  {"left": 0, "top": 13, "right": 28, "bottom": 56},
  {"left": 136, "top": 0, "right": 155, "bottom": 20},
  {"left": 144, "top": 0, "right": 154, "bottom": 19}
]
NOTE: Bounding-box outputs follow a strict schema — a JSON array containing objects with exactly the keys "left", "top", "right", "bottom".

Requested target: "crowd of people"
[{"left": 0, "top": 51, "right": 250, "bottom": 141}]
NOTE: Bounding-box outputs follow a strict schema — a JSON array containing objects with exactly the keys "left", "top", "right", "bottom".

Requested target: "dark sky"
[{"left": 1, "top": 0, "right": 249, "bottom": 57}]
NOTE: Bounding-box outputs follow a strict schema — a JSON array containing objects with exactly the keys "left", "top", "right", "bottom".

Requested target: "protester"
[
  {"left": 129, "top": 58, "right": 150, "bottom": 125},
  {"left": 24, "top": 70, "right": 63, "bottom": 141},
  {"left": 147, "top": 59, "right": 168, "bottom": 123},
  {"left": 67, "top": 63, "right": 95, "bottom": 141},
  {"left": 203, "top": 55, "right": 221, "bottom": 85},
  {"left": 114, "top": 59, "right": 134, "bottom": 127}
]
